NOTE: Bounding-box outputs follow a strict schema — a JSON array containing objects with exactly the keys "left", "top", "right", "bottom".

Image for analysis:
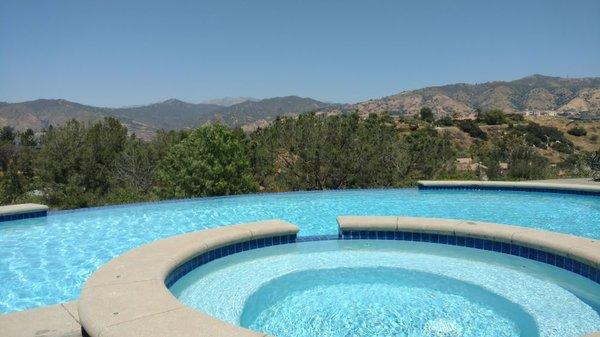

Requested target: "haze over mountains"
[
  {"left": 1, "top": 75, "right": 599, "bottom": 139},
  {"left": 202, "top": 97, "right": 258, "bottom": 107}
]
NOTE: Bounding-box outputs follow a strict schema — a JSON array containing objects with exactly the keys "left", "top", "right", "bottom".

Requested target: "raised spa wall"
[
  {"left": 74, "top": 215, "right": 600, "bottom": 337},
  {"left": 337, "top": 216, "right": 600, "bottom": 285}
]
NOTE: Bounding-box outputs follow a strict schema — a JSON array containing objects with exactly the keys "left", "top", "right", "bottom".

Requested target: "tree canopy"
[{"left": 157, "top": 124, "right": 256, "bottom": 198}]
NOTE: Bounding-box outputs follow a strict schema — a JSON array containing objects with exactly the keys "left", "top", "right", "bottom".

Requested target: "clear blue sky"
[{"left": 1, "top": 0, "right": 599, "bottom": 107}]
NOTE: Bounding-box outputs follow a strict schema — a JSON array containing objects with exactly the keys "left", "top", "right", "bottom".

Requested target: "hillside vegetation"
[{"left": 0, "top": 110, "right": 597, "bottom": 209}]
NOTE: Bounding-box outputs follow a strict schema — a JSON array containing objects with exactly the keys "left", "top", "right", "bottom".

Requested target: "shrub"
[
  {"left": 511, "top": 122, "right": 573, "bottom": 153},
  {"left": 419, "top": 107, "right": 434, "bottom": 123},
  {"left": 506, "top": 113, "right": 525, "bottom": 123},
  {"left": 436, "top": 116, "right": 454, "bottom": 126},
  {"left": 477, "top": 109, "right": 507, "bottom": 125},
  {"left": 457, "top": 120, "right": 487, "bottom": 140},
  {"left": 567, "top": 127, "right": 587, "bottom": 137}
]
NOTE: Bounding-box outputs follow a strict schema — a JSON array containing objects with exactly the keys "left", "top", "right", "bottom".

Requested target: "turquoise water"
[
  {"left": 0, "top": 188, "right": 599, "bottom": 313},
  {"left": 172, "top": 240, "right": 600, "bottom": 337}
]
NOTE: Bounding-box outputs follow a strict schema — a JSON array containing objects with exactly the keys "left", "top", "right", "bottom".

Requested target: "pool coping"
[
  {"left": 0, "top": 203, "right": 48, "bottom": 222},
  {"left": 74, "top": 217, "right": 600, "bottom": 337},
  {"left": 77, "top": 220, "right": 298, "bottom": 337},
  {"left": 418, "top": 180, "right": 600, "bottom": 195}
]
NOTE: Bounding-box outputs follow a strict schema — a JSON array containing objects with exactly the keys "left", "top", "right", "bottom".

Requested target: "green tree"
[
  {"left": 114, "top": 135, "right": 159, "bottom": 193},
  {"left": 477, "top": 109, "right": 507, "bottom": 125},
  {"left": 470, "top": 140, "right": 503, "bottom": 180},
  {"left": 0, "top": 140, "right": 15, "bottom": 172},
  {"left": 401, "top": 128, "right": 457, "bottom": 179},
  {"left": 157, "top": 124, "right": 256, "bottom": 197},
  {"left": 589, "top": 150, "right": 600, "bottom": 181},
  {"left": 152, "top": 129, "right": 189, "bottom": 158},
  {"left": 0, "top": 168, "right": 24, "bottom": 204},
  {"left": 35, "top": 118, "right": 128, "bottom": 208},
  {"left": 0, "top": 126, "right": 17, "bottom": 172},
  {"left": 419, "top": 107, "right": 435, "bottom": 123},
  {"left": 80, "top": 117, "right": 127, "bottom": 193},
  {"left": 36, "top": 120, "right": 86, "bottom": 186},
  {"left": 505, "top": 139, "right": 549, "bottom": 180},
  {"left": 0, "top": 126, "right": 16, "bottom": 142},
  {"left": 250, "top": 113, "right": 413, "bottom": 190},
  {"left": 19, "top": 129, "right": 37, "bottom": 146}
]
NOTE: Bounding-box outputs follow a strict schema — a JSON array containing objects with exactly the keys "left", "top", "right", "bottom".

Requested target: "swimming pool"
[
  {"left": 171, "top": 240, "right": 600, "bottom": 337},
  {"left": 0, "top": 188, "right": 599, "bottom": 313}
]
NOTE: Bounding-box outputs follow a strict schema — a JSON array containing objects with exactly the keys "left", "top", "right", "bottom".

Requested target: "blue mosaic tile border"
[
  {"left": 0, "top": 210, "right": 47, "bottom": 223},
  {"left": 339, "top": 230, "right": 599, "bottom": 284},
  {"left": 296, "top": 234, "right": 339, "bottom": 242},
  {"left": 418, "top": 184, "right": 600, "bottom": 196},
  {"left": 165, "top": 234, "right": 297, "bottom": 288}
]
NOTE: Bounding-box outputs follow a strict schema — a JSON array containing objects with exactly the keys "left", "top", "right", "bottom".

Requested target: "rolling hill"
[
  {"left": 328, "top": 75, "right": 600, "bottom": 118},
  {"left": 1, "top": 75, "right": 599, "bottom": 138},
  {"left": 0, "top": 96, "right": 334, "bottom": 138}
]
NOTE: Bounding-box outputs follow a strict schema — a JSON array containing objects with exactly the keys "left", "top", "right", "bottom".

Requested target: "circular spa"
[
  {"left": 76, "top": 216, "right": 600, "bottom": 337},
  {"left": 171, "top": 239, "right": 600, "bottom": 337}
]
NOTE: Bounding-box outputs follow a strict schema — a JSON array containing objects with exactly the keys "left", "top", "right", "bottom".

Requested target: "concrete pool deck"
[{"left": 0, "top": 301, "right": 81, "bottom": 337}]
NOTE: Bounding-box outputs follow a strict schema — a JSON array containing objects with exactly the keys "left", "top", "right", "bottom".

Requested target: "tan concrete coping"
[
  {"left": 337, "top": 216, "right": 600, "bottom": 269},
  {"left": 78, "top": 220, "right": 298, "bottom": 337},
  {"left": 0, "top": 301, "right": 81, "bottom": 337},
  {"left": 0, "top": 203, "right": 48, "bottom": 216},
  {"left": 417, "top": 180, "right": 600, "bottom": 194}
]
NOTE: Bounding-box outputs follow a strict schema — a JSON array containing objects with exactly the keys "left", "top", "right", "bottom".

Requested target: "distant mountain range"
[
  {"left": 330, "top": 74, "right": 600, "bottom": 118},
  {"left": 0, "top": 96, "right": 333, "bottom": 139},
  {"left": 1, "top": 75, "right": 599, "bottom": 139}
]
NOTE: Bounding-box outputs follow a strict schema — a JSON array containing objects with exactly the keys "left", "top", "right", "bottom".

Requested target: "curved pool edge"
[
  {"left": 77, "top": 217, "right": 600, "bottom": 337},
  {"left": 418, "top": 179, "right": 600, "bottom": 195},
  {"left": 337, "top": 216, "right": 600, "bottom": 283},
  {"left": 78, "top": 220, "right": 298, "bottom": 337}
]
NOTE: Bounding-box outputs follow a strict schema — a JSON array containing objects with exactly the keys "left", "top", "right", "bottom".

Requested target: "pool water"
[
  {"left": 0, "top": 188, "right": 599, "bottom": 313},
  {"left": 171, "top": 240, "right": 600, "bottom": 337}
]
